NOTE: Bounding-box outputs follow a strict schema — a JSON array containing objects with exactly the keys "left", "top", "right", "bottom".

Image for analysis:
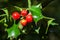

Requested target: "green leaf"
[
  {"left": 45, "top": 19, "right": 54, "bottom": 34},
  {"left": 6, "top": 24, "right": 20, "bottom": 38},
  {"left": 0, "top": 14, "right": 6, "bottom": 17},
  {"left": 4, "top": 23, "right": 8, "bottom": 27},
  {"left": 0, "top": 17, "right": 6, "bottom": 23},
  {"left": 2, "top": 8, "right": 9, "bottom": 19},
  {"left": 14, "top": 6, "right": 22, "bottom": 11},
  {"left": 50, "top": 22, "right": 59, "bottom": 25},
  {"left": 30, "top": 4, "right": 43, "bottom": 23},
  {"left": 35, "top": 27, "right": 40, "bottom": 34},
  {"left": 48, "top": 19, "right": 54, "bottom": 27}
]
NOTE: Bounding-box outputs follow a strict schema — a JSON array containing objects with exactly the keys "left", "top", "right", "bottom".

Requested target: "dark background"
[{"left": 0, "top": 0, "right": 60, "bottom": 40}]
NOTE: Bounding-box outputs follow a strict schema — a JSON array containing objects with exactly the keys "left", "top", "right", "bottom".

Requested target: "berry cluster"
[{"left": 12, "top": 9, "right": 33, "bottom": 26}]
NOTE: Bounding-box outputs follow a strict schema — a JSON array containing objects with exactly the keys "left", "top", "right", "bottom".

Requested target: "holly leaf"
[
  {"left": 14, "top": 6, "right": 22, "bottom": 11},
  {"left": 50, "top": 22, "right": 59, "bottom": 26},
  {"left": 48, "top": 19, "right": 54, "bottom": 26},
  {"left": 35, "top": 27, "right": 40, "bottom": 34},
  {"left": 6, "top": 24, "right": 20, "bottom": 38},
  {"left": 45, "top": 19, "right": 54, "bottom": 34},
  {"left": 30, "top": 4, "right": 43, "bottom": 23},
  {"left": 2, "top": 8, "right": 9, "bottom": 18}
]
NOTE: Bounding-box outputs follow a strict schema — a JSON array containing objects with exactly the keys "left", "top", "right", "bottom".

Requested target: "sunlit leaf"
[
  {"left": 35, "top": 27, "right": 40, "bottom": 34},
  {"left": 45, "top": 19, "right": 54, "bottom": 34},
  {"left": 48, "top": 19, "right": 55, "bottom": 27},
  {"left": 30, "top": 4, "right": 43, "bottom": 23},
  {"left": 14, "top": 6, "right": 22, "bottom": 11},
  {"left": 6, "top": 24, "right": 20, "bottom": 38},
  {"left": 50, "top": 22, "right": 59, "bottom": 25},
  {"left": 2, "top": 8, "right": 9, "bottom": 19}
]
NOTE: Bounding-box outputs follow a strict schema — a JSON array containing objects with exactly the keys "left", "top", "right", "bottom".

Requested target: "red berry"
[
  {"left": 20, "top": 19, "right": 27, "bottom": 26},
  {"left": 12, "top": 12, "right": 20, "bottom": 20},
  {"left": 21, "top": 9, "right": 28, "bottom": 16},
  {"left": 26, "top": 14, "right": 33, "bottom": 23}
]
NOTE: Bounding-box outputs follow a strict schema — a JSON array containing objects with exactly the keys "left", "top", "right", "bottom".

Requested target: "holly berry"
[
  {"left": 26, "top": 14, "right": 33, "bottom": 23},
  {"left": 21, "top": 9, "right": 28, "bottom": 16},
  {"left": 20, "top": 19, "right": 27, "bottom": 26},
  {"left": 12, "top": 12, "right": 20, "bottom": 20}
]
